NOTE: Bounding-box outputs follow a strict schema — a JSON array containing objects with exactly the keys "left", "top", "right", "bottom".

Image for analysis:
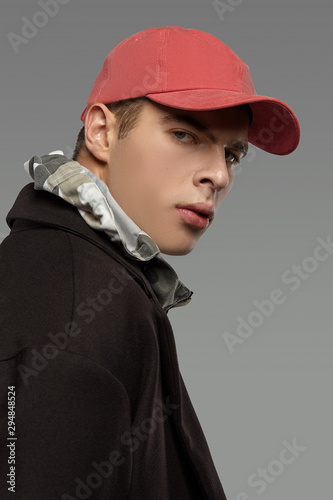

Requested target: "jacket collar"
[{"left": 8, "top": 152, "right": 193, "bottom": 312}]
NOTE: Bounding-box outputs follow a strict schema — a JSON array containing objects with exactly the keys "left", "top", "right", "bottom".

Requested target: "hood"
[{"left": 22, "top": 151, "right": 193, "bottom": 312}]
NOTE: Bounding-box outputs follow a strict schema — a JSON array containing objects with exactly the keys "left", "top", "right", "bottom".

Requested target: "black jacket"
[{"left": 0, "top": 184, "right": 227, "bottom": 499}]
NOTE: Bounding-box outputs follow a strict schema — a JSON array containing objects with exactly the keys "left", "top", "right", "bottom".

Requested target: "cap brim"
[{"left": 146, "top": 90, "right": 300, "bottom": 156}]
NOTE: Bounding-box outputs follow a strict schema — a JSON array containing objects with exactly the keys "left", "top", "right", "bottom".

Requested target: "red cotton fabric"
[{"left": 80, "top": 26, "right": 300, "bottom": 156}]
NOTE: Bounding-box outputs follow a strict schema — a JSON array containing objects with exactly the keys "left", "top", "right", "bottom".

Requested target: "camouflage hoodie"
[{"left": 24, "top": 151, "right": 193, "bottom": 312}]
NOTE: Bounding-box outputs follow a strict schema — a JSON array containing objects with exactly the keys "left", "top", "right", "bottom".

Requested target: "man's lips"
[
  {"left": 176, "top": 203, "right": 215, "bottom": 229},
  {"left": 176, "top": 203, "right": 215, "bottom": 220}
]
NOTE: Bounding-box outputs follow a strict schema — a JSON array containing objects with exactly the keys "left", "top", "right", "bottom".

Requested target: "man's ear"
[{"left": 84, "top": 103, "right": 117, "bottom": 163}]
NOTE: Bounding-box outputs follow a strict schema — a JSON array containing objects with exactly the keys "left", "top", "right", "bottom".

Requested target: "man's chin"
[{"left": 160, "top": 242, "right": 197, "bottom": 257}]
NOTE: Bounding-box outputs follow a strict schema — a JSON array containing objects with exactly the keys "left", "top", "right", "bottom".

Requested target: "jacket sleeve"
[{"left": 0, "top": 349, "right": 132, "bottom": 500}]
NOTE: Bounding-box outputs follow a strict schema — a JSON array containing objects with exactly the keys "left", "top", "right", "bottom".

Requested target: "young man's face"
[{"left": 105, "top": 100, "right": 250, "bottom": 255}]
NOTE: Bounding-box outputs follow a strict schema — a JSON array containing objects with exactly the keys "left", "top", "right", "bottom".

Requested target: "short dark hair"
[
  {"left": 72, "top": 98, "right": 253, "bottom": 161},
  {"left": 72, "top": 97, "right": 149, "bottom": 160}
]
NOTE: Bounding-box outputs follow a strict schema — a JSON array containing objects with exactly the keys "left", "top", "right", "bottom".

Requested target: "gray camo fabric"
[{"left": 24, "top": 151, "right": 193, "bottom": 312}]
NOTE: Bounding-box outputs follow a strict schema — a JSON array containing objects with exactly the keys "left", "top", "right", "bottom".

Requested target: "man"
[{"left": 0, "top": 26, "right": 300, "bottom": 499}]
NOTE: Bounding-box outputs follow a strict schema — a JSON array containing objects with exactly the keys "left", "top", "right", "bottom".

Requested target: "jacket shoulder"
[{"left": 0, "top": 223, "right": 76, "bottom": 358}]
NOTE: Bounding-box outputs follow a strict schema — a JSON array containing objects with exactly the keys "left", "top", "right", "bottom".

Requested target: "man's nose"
[{"left": 193, "top": 150, "right": 231, "bottom": 193}]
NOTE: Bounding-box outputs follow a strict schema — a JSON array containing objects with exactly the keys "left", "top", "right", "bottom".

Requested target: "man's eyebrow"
[
  {"left": 159, "top": 113, "right": 248, "bottom": 157},
  {"left": 228, "top": 140, "right": 248, "bottom": 158}
]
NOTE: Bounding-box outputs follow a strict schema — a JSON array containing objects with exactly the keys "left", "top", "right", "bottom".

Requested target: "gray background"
[{"left": 1, "top": 0, "right": 332, "bottom": 498}]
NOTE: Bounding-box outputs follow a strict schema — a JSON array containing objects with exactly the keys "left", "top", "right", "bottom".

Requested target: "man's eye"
[
  {"left": 225, "top": 150, "right": 240, "bottom": 165},
  {"left": 173, "top": 131, "right": 196, "bottom": 143}
]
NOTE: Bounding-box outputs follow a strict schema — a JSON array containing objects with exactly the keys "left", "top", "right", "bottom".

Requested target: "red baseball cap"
[{"left": 80, "top": 26, "right": 300, "bottom": 155}]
